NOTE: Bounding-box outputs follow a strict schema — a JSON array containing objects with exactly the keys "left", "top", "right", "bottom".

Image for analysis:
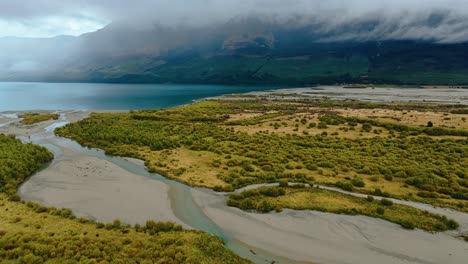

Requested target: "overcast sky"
[{"left": 1, "top": 0, "right": 468, "bottom": 40}]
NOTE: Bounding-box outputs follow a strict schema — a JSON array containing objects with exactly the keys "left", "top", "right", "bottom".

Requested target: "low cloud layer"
[{"left": 1, "top": 0, "right": 468, "bottom": 42}]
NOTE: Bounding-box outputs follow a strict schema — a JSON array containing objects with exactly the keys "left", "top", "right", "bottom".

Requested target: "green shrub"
[
  {"left": 256, "top": 200, "right": 274, "bottom": 213},
  {"left": 451, "top": 192, "right": 467, "bottom": 200},
  {"left": 112, "top": 219, "right": 122, "bottom": 229},
  {"left": 278, "top": 180, "right": 289, "bottom": 187},
  {"left": 380, "top": 199, "right": 394, "bottom": 206},
  {"left": 239, "top": 199, "right": 255, "bottom": 210},
  {"left": 351, "top": 177, "right": 365, "bottom": 187},
  {"left": 376, "top": 207, "right": 385, "bottom": 215},
  {"left": 317, "top": 122, "right": 328, "bottom": 129},
  {"left": 336, "top": 181, "right": 353, "bottom": 191},
  {"left": 447, "top": 219, "right": 460, "bottom": 230},
  {"left": 362, "top": 123, "right": 373, "bottom": 132}
]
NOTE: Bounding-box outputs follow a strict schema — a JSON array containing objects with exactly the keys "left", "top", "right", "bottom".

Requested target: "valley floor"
[{"left": 1, "top": 87, "right": 468, "bottom": 263}]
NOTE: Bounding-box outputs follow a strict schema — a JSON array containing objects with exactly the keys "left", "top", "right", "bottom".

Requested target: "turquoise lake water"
[{"left": 0, "top": 82, "right": 278, "bottom": 111}]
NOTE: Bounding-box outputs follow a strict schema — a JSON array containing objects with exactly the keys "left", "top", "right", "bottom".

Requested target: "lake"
[{"left": 0, "top": 82, "right": 279, "bottom": 111}]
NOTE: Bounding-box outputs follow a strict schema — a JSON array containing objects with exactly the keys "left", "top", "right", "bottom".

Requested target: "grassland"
[
  {"left": 0, "top": 194, "right": 249, "bottom": 264},
  {"left": 19, "top": 113, "right": 60, "bottom": 125},
  {"left": 0, "top": 133, "right": 250, "bottom": 264},
  {"left": 55, "top": 98, "right": 468, "bottom": 214}
]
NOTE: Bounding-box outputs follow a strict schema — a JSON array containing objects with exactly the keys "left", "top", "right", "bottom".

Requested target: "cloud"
[{"left": 1, "top": 0, "right": 468, "bottom": 41}]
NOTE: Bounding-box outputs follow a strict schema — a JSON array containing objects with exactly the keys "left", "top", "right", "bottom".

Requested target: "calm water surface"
[{"left": 0, "top": 82, "right": 278, "bottom": 111}]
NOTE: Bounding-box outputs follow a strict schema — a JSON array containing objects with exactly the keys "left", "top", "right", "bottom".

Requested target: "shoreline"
[{"left": 215, "top": 86, "right": 468, "bottom": 105}]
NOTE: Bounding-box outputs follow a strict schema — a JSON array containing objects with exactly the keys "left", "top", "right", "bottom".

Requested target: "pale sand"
[
  {"left": 220, "top": 86, "right": 468, "bottom": 105},
  {"left": 192, "top": 188, "right": 468, "bottom": 264},
  {"left": 18, "top": 149, "right": 182, "bottom": 226},
  {"left": 1, "top": 111, "right": 185, "bottom": 227}
]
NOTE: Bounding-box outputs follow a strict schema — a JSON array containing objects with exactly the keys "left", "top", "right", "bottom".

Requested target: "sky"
[{"left": 0, "top": 0, "right": 468, "bottom": 41}]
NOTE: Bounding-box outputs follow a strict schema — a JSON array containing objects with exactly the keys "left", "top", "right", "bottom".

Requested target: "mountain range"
[{"left": 2, "top": 16, "right": 468, "bottom": 85}]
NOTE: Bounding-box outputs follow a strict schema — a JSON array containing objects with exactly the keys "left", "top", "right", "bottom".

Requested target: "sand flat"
[
  {"left": 192, "top": 188, "right": 468, "bottom": 264},
  {"left": 19, "top": 150, "right": 182, "bottom": 225}
]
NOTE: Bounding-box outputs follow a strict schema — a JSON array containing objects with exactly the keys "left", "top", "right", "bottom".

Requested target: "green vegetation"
[
  {"left": 0, "top": 133, "right": 250, "bottom": 263},
  {"left": 55, "top": 98, "right": 468, "bottom": 212},
  {"left": 19, "top": 113, "right": 60, "bottom": 125},
  {"left": 0, "top": 195, "right": 250, "bottom": 264},
  {"left": 227, "top": 186, "right": 459, "bottom": 232},
  {"left": 0, "top": 134, "right": 53, "bottom": 195}
]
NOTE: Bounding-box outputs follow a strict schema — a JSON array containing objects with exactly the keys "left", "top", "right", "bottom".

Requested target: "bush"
[
  {"left": 239, "top": 199, "right": 255, "bottom": 210},
  {"left": 134, "top": 223, "right": 142, "bottom": 232},
  {"left": 376, "top": 207, "right": 385, "bottom": 215},
  {"left": 362, "top": 123, "right": 372, "bottom": 132},
  {"left": 373, "top": 188, "right": 383, "bottom": 196},
  {"left": 418, "top": 191, "right": 439, "bottom": 198},
  {"left": 256, "top": 200, "right": 274, "bottom": 213},
  {"left": 366, "top": 196, "right": 374, "bottom": 202},
  {"left": 351, "top": 177, "right": 365, "bottom": 187},
  {"left": 380, "top": 199, "right": 394, "bottom": 206},
  {"left": 260, "top": 187, "right": 286, "bottom": 197},
  {"left": 290, "top": 183, "right": 306, "bottom": 189},
  {"left": 336, "top": 181, "right": 353, "bottom": 191},
  {"left": 9, "top": 194, "right": 21, "bottom": 202},
  {"left": 447, "top": 219, "right": 460, "bottom": 230},
  {"left": 278, "top": 180, "right": 289, "bottom": 187},
  {"left": 317, "top": 122, "right": 328, "bottom": 129},
  {"left": 112, "top": 219, "right": 122, "bottom": 229},
  {"left": 451, "top": 192, "right": 467, "bottom": 200},
  {"left": 438, "top": 187, "right": 454, "bottom": 195}
]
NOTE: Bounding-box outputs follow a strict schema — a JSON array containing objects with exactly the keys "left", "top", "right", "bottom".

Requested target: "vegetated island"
[
  {"left": 0, "top": 134, "right": 251, "bottom": 263},
  {"left": 19, "top": 113, "right": 60, "bottom": 125},
  {"left": 55, "top": 93, "right": 468, "bottom": 232}
]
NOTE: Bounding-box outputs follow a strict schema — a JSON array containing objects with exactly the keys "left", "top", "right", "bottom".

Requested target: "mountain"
[{"left": 2, "top": 17, "right": 468, "bottom": 85}]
